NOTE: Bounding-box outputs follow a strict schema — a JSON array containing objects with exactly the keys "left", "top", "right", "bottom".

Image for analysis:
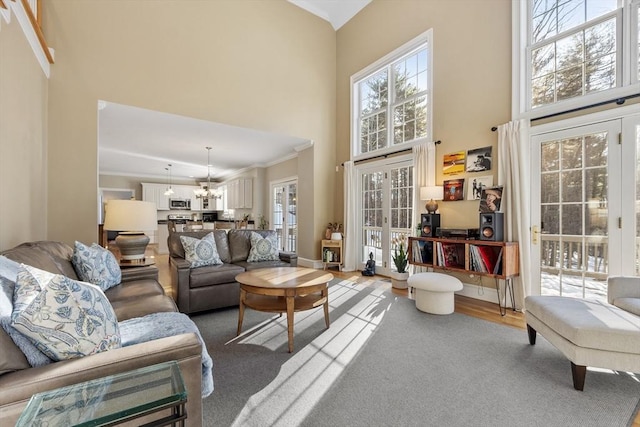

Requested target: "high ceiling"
[
  {"left": 288, "top": 0, "right": 371, "bottom": 30},
  {"left": 99, "top": 1, "right": 369, "bottom": 183}
]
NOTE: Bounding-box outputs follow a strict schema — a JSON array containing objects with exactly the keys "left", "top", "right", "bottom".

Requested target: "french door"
[
  {"left": 357, "top": 157, "right": 413, "bottom": 276},
  {"left": 530, "top": 114, "right": 640, "bottom": 301},
  {"left": 271, "top": 179, "right": 297, "bottom": 252}
]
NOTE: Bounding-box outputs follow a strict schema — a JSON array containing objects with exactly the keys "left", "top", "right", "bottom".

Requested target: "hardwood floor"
[{"left": 150, "top": 248, "right": 639, "bottom": 426}]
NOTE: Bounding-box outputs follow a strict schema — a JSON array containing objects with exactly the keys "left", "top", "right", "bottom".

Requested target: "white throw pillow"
[
  {"left": 247, "top": 231, "right": 280, "bottom": 262},
  {"left": 11, "top": 267, "right": 121, "bottom": 361},
  {"left": 72, "top": 241, "right": 122, "bottom": 291},
  {"left": 180, "top": 233, "right": 222, "bottom": 268}
]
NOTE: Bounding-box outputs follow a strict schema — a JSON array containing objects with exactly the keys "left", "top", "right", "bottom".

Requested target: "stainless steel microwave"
[{"left": 169, "top": 199, "right": 191, "bottom": 210}]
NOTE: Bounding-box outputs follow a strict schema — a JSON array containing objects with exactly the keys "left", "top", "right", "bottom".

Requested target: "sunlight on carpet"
[{"left": 230, "top": 279, "right": 397, "bottom": 426}]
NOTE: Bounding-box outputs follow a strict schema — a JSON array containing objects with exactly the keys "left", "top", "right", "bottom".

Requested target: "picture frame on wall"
[
  {"left": 466, "top": 175, "right": 494, "bottom": 200},
  {"left": 443, "top": 179, "right": 465, "bottom": 201},
  {"left": 443, "top": 151, "right": 466, "bottom": 176},
  {"left": 466, "top": 146, "right": 492, "bottom": 172}
]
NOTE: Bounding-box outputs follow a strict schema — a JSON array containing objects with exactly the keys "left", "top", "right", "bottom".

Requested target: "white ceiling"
[
  {"left": 98, "top": 101, "right": 311, "bottom": 182},
  {"left": 288, "top": 0, "right": 370, "bottom": 30},
  {"left": 99, "top": 2, "right": 368, "bottom": 183}
]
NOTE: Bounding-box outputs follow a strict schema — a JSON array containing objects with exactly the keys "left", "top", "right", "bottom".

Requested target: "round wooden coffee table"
[{"left": 235, "top": 267, "right": 333, "bottom": 352}]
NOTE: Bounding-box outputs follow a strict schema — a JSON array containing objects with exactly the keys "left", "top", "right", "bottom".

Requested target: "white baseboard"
[{"left": 297, "top": 257, "right": 323, "bottom": 269}]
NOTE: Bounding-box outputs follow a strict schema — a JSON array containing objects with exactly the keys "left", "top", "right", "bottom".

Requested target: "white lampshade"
[
  {"left": 103, "top": 200, "right": 157, "bottom": 232},
  {"left": 104, "top": 200, "right": 157, "bottom": 261},
  {"left": 420, "top": 186, "right": 444, "bottom": 201}
]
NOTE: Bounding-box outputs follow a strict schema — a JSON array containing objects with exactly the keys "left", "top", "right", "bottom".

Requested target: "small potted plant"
[{"left": 390, "top": 233, "right": 409, "bottom": 289}]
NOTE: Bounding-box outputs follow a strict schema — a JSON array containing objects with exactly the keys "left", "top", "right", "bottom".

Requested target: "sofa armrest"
[
  {"left": 607, "top": 276, "right": 640, "bottom": 305},
  {"left": 279, "top": 251, "right": 298, "bottom": 266},
  {"left": 0, "top": 334, "right": 203, "bottom": 426},
  {"left": 170, "top": 256, "right": 193, "bottom": 313}
]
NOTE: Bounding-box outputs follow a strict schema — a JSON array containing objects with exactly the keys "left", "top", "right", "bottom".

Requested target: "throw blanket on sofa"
[{"left": 119, "top": 312, "right": 214, "bottom": 398}]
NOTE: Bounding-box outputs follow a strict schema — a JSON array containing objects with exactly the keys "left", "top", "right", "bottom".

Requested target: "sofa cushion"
[
  {"left": 12, "top": 267, "right": 121, "bottom": 361},
  {"left": 234, "top": 259, "right": 294, "bottom": 271},
  {"left": 247, "top": 231, "right": 279, "bottom": 262},
  {"left": 104, "top": 279, "right": 165, "bottom": 302},
  {"left": 189, "top": 263, "right": 245, "bottom": 289},
  {"left": 180, "top": 233, "right": 222, "bottom": 268},
  {"left": 168, "top": 230, "right": 231, "bottom": 263},
  {"left": 0, "top": 256, "right": 49, "bottom": 369},
  {"left": 1, "top": 241, "right": 79, "bottom": 280},
  {"left": 71, "top": 241, "right": 121, "bottom": 291},
  {"left": 613, "top": 298, "right": 640, "bottom": 316},
  {"left": 0, "top": 327, "right": 29, "bottom": 374},
  {"left": 110, "top": 294, "right": 178, "bottom": 321},
  {"left": 229, "top": 229, "right": 277, "bottom": 263}
]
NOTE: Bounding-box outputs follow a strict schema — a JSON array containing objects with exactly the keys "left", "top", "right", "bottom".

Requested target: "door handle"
[{"left": 532, "top": 225, "right": 540, "bottom": 245}]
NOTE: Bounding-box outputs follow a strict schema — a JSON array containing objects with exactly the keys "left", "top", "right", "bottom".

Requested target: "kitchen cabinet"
[
  {"left": 227, "top": 179, "right": 252, "bottom": 209},
  {"left": 143, "top": 183, "right": 203, "bottom": 211},
  {"left": 142, "top": 183, "right": 169, "bottom": 210}
]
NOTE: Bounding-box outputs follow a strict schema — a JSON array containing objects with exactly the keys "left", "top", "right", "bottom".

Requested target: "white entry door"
[{"left": 530, "top": 114, "right": 640, "bottom": 301}]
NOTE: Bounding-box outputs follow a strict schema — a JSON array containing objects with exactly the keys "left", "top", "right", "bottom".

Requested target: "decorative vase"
[{"left": 390, "top": 271, "right": 409, "bottom": 289}]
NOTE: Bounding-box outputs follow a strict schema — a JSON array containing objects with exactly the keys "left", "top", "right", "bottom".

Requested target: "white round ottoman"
[{"left": 407, "top": 272, "right": 463, "bottom": 315}]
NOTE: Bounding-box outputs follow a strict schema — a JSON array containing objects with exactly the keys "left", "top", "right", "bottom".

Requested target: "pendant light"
[
  {"left": 163, "top": 164, "right": 174, "bottom": 196},
  {"left": 195, "top": 147, "right": 219, "bottom": 199}
]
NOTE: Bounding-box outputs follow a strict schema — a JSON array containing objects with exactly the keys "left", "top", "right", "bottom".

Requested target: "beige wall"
[
  {"left": 42, "top": 0, "right": 336, "bottom": 260},
  {"left": 0, "top": 14, "right": 48, "bottom": 251},
  {"left": 336, "top": 0, "right": 512, "bottom": 230}
]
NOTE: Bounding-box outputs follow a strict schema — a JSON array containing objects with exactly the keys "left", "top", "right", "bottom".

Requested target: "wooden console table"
[{"left": 408, "top": 237, "right": 519, "bottom": 316}]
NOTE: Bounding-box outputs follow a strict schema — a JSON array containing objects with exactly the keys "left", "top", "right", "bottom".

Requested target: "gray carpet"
[{"left": 191, "top": 279, "right": 640, "bottom": 427}]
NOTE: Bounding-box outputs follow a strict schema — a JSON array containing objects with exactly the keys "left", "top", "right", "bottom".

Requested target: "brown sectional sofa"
[
  {"left": 169, "top": 229, "right": 297, "bottom": 314},
  {"left": 0, "top": 241, "right": 205, "bottom": 426}
]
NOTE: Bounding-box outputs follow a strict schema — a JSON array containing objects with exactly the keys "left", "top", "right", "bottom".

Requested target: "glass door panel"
[
  {"left": 362, "top": 171, "right": 383, "bottom": 267},
  {"left": 533, "top": 120, "right": 622, "bottom": 302},
  {"left": 271, "top": 180, "right": 297, "bottom": 252},
  {"left": 359, "top": 159, "right": 413, "bottom": 276}
]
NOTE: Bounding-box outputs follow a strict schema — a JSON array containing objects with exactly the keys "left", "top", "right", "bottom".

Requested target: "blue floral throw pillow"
[
  {"left": 11, "top": 266, "right": 121, "bottom": 361},
  {"left": 247, "top": 232, "right": 279, "bottom": 262},
  {"left": 72, "top": 241, "right": 121, "bottom": 291},
  {"left": 180, "top": 233, "right": 222, "bottom": 268}
]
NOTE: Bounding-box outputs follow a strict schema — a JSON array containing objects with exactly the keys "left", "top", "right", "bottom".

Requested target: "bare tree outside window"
[
  {"left": 357, "top": 48, "right": 429, "bottom": 155},
  {"left": 530, "top": 0, "right": 619, "bottom": 108}
]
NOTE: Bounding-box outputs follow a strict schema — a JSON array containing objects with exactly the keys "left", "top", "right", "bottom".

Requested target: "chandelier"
[
  {"left": 163, "top": 164, "right": 174, "bottom": 196},
  {"left": 194, "top": 147, "right": 222, "bottom": 199}
]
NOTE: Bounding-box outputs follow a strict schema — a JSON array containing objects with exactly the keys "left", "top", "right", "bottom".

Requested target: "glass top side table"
[{"left": 17, "top": 361, "right": 187, "bottom": 427}]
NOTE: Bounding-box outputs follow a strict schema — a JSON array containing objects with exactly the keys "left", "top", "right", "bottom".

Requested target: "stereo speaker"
[
  {"left": 421, "top": 214, "right": 440, "bottom": 237},
  {"left": 479, "top": 212, "right": 504, "bottom": 241}
]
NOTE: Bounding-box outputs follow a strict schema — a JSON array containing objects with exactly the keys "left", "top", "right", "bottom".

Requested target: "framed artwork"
[
  {"left": 466, "top": 175, "right": 494, "bottom": 200},
  {"left": 443, "top": 151, "right": 466, "bottom": 176},
  {"left": 466, "top": 146, "right": 492, "bottom": 172},
  {"left": 443, "top": 179, "right": 465, "bottom": 201},
  {"left": 479, "top": 186, "right": 503, "bottom": 212}
]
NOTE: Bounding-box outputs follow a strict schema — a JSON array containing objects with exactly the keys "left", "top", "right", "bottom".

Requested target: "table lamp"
[
  {"left": 103, "top": 200, "right": 157, "bottom": 261},
  {"left": 420, "top": 186, "right": 444, "bottom": 214}
]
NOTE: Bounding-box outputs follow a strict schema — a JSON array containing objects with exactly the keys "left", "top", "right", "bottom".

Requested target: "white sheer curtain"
[
  {"left": 412, "top": 142, "right": 436, "bottom": 273},
  {"left": 497, "top": 119, "right": 531, "bottom": 310},
  {"left": 413, "top": 141, "right": 436, "bottom": 227},
  {"left": 342, "top": 161, "right": 357, "bottom": 271}
]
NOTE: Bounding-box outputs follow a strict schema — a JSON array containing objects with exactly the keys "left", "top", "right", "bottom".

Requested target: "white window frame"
[
  {"left": 350, "top": 29, "right": 433, "bottom": 162},
  {"left": 513, "top": 0, "right": 640, "bottom": 120}
]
